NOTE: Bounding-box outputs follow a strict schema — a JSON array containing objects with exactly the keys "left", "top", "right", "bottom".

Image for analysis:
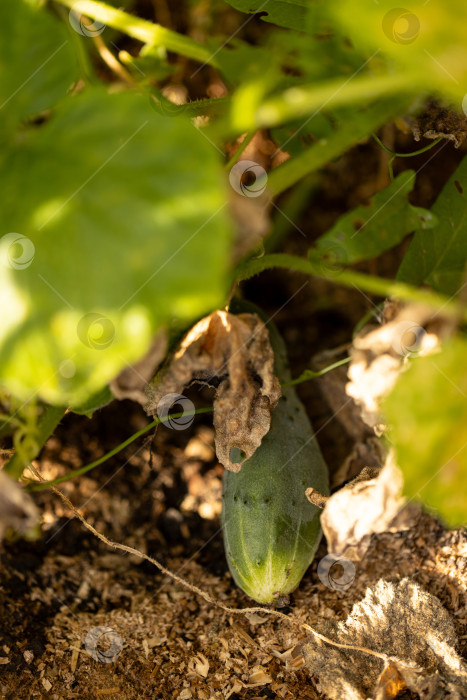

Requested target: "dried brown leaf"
[
  {"left": 310, "top": 346, "right": 385, "bottom": 488},
  {"left": 313, "top": 353, "right": 370, "bottom": 444},
  {"left": 406, "top": 100, "right": 467, "bottom": 148},
  {"left": 333, "top": 437, "right": 385, "bottom": 489},
  {"left": 346, "top": 303, "right": 444, "bottom": 434},
  {"left": 374, "top": 662, "right": 407, "bottom": 700},
  {"left": 301, "top": 578, "right": 467, "bottom": 700},
  {"left": 305, "top": 487, "right": 329, "bottom": 508},
  {"left": 144, "top": 311, "right": 281, "bottom": 472},
  {"left": 321, "top": 454, "right": 407, "bottom": 560}
]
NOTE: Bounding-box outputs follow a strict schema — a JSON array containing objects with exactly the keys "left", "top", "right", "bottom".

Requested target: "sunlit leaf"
[
  {"left": 383, "top": 339, "right": 467, "bottom": 526},
  {"left": 0, "top": 89, "right": 231, "bottom": 407},
  {"left": 320, "top": 0, "right": 467, "bottom": 101}
]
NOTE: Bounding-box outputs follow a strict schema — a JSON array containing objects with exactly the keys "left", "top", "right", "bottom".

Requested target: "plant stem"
[
  {"left": 352, "top": 302, "right": 385, "bottom": 337},
  {"left": 236, "top": 253, "right": 465, "bottom": 320},
  {"left": 283, "top": 357, "right": 351, "bottom": 387},
  {"left": 372, "top": 133, "right": 444, "bottom": 158},
  {"left": 240, "top": 72, "right": 418, "bottom": 132},
  {"left": 372, "top": 132, "right": 444, "bottom": 182},
  {"left": 55, "top": 0, "right": 219, "bottom": 67},
  {"left": 27, "top": 406, "right": 214, "bottom": 490},
  {"left": 4, "top": 405, "right": 66, "bottom": 479},
  {"left": 225, "top": 131, "right": 256, "bottom": 170}
]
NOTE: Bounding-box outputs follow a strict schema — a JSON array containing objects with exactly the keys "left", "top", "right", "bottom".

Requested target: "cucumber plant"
[{"left": 1, "top": 0, "right": 467, "bottom": 535}]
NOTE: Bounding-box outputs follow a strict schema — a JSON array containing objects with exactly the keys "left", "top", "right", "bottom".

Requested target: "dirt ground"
[
  {"left": 2, "top": 2, "right": 467, "bottom": 698},
  {"left": 1, "top": 392, "right": 466, "bottom": 699}
]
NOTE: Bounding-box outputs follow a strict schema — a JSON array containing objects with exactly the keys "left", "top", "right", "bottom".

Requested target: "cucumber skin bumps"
[{"left": 221, "top": 318, "right": 329, "bottom": 604}]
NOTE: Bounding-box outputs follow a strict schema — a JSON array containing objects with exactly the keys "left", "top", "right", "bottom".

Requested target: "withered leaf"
[
  {"left": 320, "top": 454, "right": 407, "bottom": 560},
  {"left": 374, "top": 662, "right": 407, "bottom": 700},
  {"left": 346, "top": 302, "right": 444, "bottom": 435},
  {"left": 300, "top": 578, "right": 467, "bottom": 700},
  {"left": 144, "top": 311, "right": 281, "bottom": 472}
]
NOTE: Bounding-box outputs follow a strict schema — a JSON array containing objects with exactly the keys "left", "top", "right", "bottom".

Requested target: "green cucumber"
[{"left": 221, "top": 319, "right": 329, "bottom": 604}]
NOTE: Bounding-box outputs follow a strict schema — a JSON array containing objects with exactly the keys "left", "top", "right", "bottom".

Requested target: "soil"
[
  {"left": 1, "top": 2, "right": 467, "bottom": 698},
  {"left": 1, "top": 394, "right": 466, "bottom": 699}
]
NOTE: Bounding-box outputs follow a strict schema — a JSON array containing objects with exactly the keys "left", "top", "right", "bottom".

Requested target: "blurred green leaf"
[
  {"left": 218, "top": 28, "right": 368, "bottom": 98},
  {"left": 72, "top": 385, "right": 114, "bottom": 417},
  {"left": 0, "top": 89, "right": 231, "bottom": 408},
  {"left": 383, "top": 339, "right": 467, "bottom": 526},
  {"left": 398, "top": 156, "right": 467, "bottom": 296},
  {"left": 224, "top": 0, "right": 311, "bottom": 32},
  {"left": 319, "top": 0, "right": 467, "bottom": 101},
  {"left": 311, "top": 171, "right": 436, "bottom": 265},
  {"left": 0, "top": 1, "right": 77, "bottom": 137},
  {"left": 215, "top": 38, "right": 272, "bottom": 87},
  {"left": 268, "top": 30, "right": 372, "bottom": 157}
]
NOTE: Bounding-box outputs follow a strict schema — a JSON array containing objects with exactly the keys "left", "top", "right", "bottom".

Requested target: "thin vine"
[{"left": 372, "top": 132, "right": 444, "bottom": 180}]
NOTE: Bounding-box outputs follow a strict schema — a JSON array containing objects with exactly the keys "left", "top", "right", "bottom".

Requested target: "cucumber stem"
[{"left": 4, "top": 404, "right": 66, "bottom": 479}]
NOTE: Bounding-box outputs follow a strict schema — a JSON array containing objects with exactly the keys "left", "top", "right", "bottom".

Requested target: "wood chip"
[
  {"left": 23, "top": 650, "right": 33, "bottom": 664},
  {"left": 245, "top": 612, "right": 269, "bottom": 625},
  {"left": 178, "top": 689, "right": 193, "bottom": 700},
  {"left": 96, "top": 689, "right": 121, "bottom": 696},
  {"left": 247, "top": 667, "right": 274, "bottom": 685},
  {"left": 189, "top": 652, "right": 209, "bottom": 678},
  {"left": 225, "top": 681, "right": 243, "bottom": 699},
  {"left": 70, "top": 643, "right": 80, "bottom": 673}
]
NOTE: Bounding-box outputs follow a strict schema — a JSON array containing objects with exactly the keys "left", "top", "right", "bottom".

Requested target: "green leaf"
[
  {"left": 72, "top": 385, "right": 114, "bottom": 418},
  {"left": 217, "top": 28, "right": 367, "bottom": 95},
  {"left": 0, "top": 89, "right": 231, "bottom": 408},
  {"left": 0, "top": 1, "right": 77, "bottom": 136},
  {"left": 266, "top": 31, "right": 371, "bottom": 157},
  {"left": 224, "top": 0, "right": 311, "bottom": 33},
  {"left": 398, "top": 157, "right": 467, "bottom": 296},
  {"left": 214, "top": 38, "right": 272, "bottom": 87},
  {"left": 320, "top": 0, "right": 467, "bottom": 101},
  {"left": 311, "top": 171, "right": 436, "bottom": 266},
  {"left": 383, "top": 339, "right": 467, "bottom": 526}
]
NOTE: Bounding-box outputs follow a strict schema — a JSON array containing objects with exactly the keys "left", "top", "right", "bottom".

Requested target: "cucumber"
[{"left": 221, "top": 319, "right": 329, "bottom": 604}]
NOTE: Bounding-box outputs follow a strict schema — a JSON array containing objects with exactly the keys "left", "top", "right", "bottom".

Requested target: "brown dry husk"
[
  {"left": 301, "top": 577, "right": 467, "bottom": 699},
  {"left": 144, "top": 311, "right": 281, "bottom": 472}
]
